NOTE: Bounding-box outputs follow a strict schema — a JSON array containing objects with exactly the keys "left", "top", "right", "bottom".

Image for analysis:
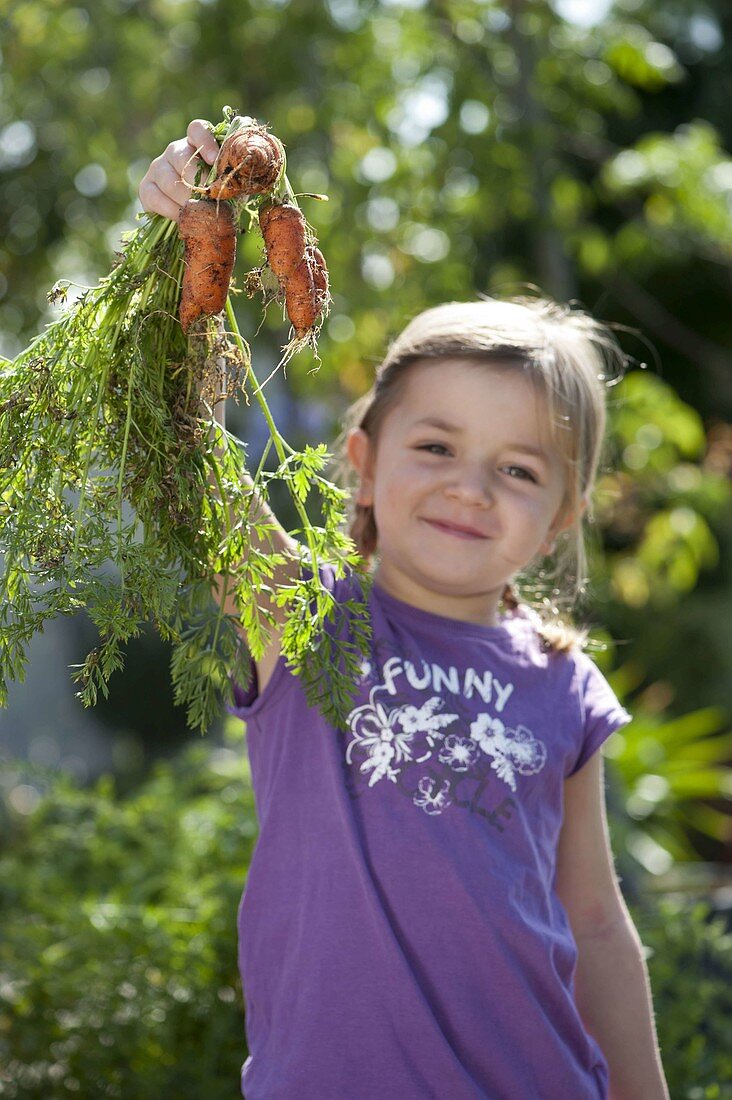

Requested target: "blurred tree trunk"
[{"left": 506, "top": 0, "right": 577, "bottom": 302}]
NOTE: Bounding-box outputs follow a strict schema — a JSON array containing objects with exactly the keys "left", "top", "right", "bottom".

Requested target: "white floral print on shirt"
[
  {"left": 346, "top": 686, "right": 458, "bottom": 787},
  {"left": 345, "top": 677, "right": 548, "bottom": 814},
  {"left": 469, "top": 713, "right": 548, "bottom": 793}
]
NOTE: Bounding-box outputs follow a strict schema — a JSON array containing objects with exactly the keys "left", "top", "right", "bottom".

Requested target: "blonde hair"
[{"left": 333, "top": 294, "right": 629, "bottom": 654}]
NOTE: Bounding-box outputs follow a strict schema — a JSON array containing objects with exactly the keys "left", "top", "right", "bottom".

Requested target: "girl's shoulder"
[
  {"left": 505, "top": 602, "right": 591, "bottom": 663},
  {"left": 313, "top": 561, "right": 598, "bottom": 676}
]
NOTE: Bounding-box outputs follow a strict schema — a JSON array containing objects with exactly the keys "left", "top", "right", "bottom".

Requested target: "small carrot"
[
  {"left": 207, "top": 124, "right": 284, "bottom": 201},
  {"left": 258, "top": 202, "right": 308, "bottom": 280},
  {"left": 285, "top": 246, "right": 329, "bottom": 336},
  {"left": 282, "top": 253, "right": 316, "bottom": 337},
  {"left": 258, "top": 202, "right": 330, "bottom": 337},
  {"left": 177, "top": 199, "right": 237, "bottom": 332},
  {"left": 309, "top": 244, "right": 329, "bottom": 315}
]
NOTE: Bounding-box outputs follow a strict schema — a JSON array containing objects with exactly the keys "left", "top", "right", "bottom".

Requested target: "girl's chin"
[{"left": 380, "top": 554, "right": 504, "bottom": 595}]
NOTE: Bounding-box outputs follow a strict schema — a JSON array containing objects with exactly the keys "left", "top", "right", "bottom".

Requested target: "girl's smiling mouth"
[{"left": 421, "top": 518, "right": 489, "bottom": 540}]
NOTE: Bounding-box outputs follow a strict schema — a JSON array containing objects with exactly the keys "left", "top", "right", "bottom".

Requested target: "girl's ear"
[{"left": 346, "top": 427, "right": 375, "bottom": 507}]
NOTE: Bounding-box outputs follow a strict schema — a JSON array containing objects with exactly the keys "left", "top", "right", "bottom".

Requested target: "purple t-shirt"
[{"left": 227, "top": 563, "right": 632, "bottom": 1100}]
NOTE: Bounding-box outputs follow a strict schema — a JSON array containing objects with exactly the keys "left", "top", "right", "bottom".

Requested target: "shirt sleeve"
[
  {"left": 566, "top": 648, "right": 633, "bottom": 777},
  {"left": 224, "top": 560, "right": 365, "bottom": 722}
]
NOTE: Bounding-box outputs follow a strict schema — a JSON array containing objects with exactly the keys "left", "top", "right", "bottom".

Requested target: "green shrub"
[
  {"left": 0, "top": 736, "right": 256, "bottom": 1098},
  {"left": 633, "top": 898, "right": 732, "bottom": 1099}
]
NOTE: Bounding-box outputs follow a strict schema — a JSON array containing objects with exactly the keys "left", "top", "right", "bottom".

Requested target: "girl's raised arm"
[
  {"left": 138, "top": 120, "right": 301, "bottom": 691},
  {"left": 202, "top": 363, "right": 301, "bottom": 692}
]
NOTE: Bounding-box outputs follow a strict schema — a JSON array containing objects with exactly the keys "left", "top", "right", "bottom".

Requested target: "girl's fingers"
[
  {"left": 138, "top": 141, "right": 205, "bottom": 218},
  {"left": 168, "top": 141, "right": 206, "bottom": 190},
  {"left": 186, "top": 119, "right": 220, "bottom": 164},
  {"left": 138, "top": 178, "right": 184, "bottom": 223}
]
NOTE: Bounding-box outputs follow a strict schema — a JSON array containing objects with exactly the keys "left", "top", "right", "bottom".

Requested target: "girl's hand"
[{"left": 138, "top": 119, "right": 220, "bottom": 223}]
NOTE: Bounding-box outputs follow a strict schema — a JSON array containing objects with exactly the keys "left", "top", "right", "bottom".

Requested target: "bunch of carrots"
[
  {"left": 0, "top": 108, "right": 369, "bottom": 733},
  {"left": 179, "top": 118, "right": 329, "bottom": 342}
]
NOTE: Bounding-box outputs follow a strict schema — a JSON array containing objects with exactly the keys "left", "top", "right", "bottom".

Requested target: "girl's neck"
[{"left": 372, "top": 564, "right": 505, "bottom": 628}]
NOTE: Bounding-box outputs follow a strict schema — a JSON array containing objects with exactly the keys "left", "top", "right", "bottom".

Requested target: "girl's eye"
[
  {"left": 417, "top": 443, "right": 450, "bottom": 456},
  {"left": 504, "top": 465, "right": 537, "bottom": 483},
  {"left": 416, "top": 447, "right": 538, "bottom": 482}
]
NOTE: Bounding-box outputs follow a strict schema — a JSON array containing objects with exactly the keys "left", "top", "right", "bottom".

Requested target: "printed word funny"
[{"left": 379, "top": 656, "right": 515, "bottom": 712}]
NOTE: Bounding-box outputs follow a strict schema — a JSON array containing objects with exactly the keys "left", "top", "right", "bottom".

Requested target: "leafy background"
[{"left": 1, "top": 0, "right": 731, "bottom": 1095}]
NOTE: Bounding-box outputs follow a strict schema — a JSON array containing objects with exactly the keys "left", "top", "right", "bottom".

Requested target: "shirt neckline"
[{"left": 372, "top": 580, "right": 528, "bottom": 642}]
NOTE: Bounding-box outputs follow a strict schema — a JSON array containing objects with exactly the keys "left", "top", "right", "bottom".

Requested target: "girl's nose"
[{"left": 444, "top": 468, "right": 494, "bottom": 506}]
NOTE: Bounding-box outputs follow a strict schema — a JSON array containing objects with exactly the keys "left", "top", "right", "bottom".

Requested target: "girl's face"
[{"left": 347, "top": 358, "right": 585, "bottom": 625}]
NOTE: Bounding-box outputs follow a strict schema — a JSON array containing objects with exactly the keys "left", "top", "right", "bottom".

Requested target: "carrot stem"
[{"left": 224, "top": 297, "right": 319, "bottom": 576}]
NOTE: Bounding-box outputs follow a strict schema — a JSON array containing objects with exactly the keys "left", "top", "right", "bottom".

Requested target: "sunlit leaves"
[
  {"left": 603, "top": 27, "right": 684, "bottom": 91},
  {"left": 602, "top": 122, "right": 732, "bottom": 259},
  {"left": 605, "top": 697, "right": 732, "bottom": 863},
  {"left": 614, "top": 372, "right": 707, "bottom": 466},
  {"left": 596, "top": 371, "right": 731, "bottom": 608},
  {"left": 611, "top": 508, "right": 718, "bottom": 608},
  {"left": 277, "top": 442, "right": 330, "bottom": 502}
]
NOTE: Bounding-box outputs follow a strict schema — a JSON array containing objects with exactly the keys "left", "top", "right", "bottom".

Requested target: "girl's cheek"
[{"left": 385, "top": 457, "right": 423, "bottom": 486}]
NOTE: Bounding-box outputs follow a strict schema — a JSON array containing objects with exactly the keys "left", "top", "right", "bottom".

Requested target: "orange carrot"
[
  {"left": 284, "top": 252, "right": 326, "bottom": 337},
  {"left": 258, "top": 200, "right": 330, "bottom": 337},
  {"left": 207, "top": 124, "right": 284, "bottom": 201},
  {"left": 258, "top": 202, "right": 308, "bottom": 280},
  {"left": 177, "top": 199, "right": 236, "bottom": 332}
]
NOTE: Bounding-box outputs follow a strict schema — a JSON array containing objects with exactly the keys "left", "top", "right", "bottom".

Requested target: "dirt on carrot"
[
  {"left": 177, "top": 198, "right": 237, "bottom": 333},
  {"left": 258, "top": 202, "right": 330, "bottom": 339},
  {"left": 258, "top": 202, "right": 308, "bottom": 280},
  {"left": 281, "top": 252, "right": 317, "bottom": 337}
]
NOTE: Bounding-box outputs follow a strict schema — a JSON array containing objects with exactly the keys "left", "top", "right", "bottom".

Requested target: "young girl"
[{"left": 140, "top": 121, "right": 670, "bottom": 1100}]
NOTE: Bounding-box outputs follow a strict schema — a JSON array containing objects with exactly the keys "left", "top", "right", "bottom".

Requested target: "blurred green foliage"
[
  {"left": 1, "top": 742, "right": 730, "bottom": 1098},
  {"left": 634, "top": 899, "right": 732, "bottom": 1098},
  {"left": 0, "top": 735, "right": 255, "bottom": 1097},
  {"left": 597, "top": 370, "right": 730, "bottom": 610},
  {"left": 605, "top": 686, "right": 732, "bottom": 870}
]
